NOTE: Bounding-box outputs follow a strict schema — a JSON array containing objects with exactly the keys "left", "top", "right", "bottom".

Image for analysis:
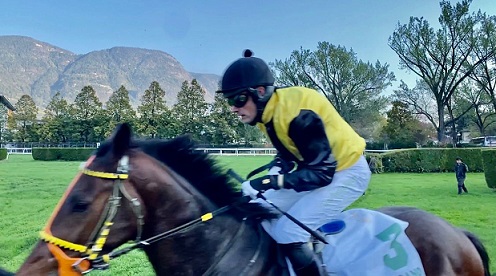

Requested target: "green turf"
[{"left": 1, "top": 155, "right": 494, "bottom": 274}]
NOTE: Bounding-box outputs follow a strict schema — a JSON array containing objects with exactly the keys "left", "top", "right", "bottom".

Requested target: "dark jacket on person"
[
  {"left": 257, "top": 86, "right": 366, "bottom": 192},
  {"left": 454, "top": 163, "right": 468, "bottom": 179}
]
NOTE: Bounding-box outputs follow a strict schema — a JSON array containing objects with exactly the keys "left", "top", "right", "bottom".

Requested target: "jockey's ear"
[{"left": 111, "top": 123, "right": 132, "bottom": 157}]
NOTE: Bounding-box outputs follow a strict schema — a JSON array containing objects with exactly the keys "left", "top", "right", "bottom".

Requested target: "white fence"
[
  {"left": 4, "top": 147, "right": 392, "bottom": 157},
  {"left": 197, "top": 148, "right": 277, "bottom": 156}
]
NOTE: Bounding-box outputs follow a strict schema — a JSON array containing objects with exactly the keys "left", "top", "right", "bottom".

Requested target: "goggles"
[{"left": 227, "top": 92, "right": 250, "bottom": 108}]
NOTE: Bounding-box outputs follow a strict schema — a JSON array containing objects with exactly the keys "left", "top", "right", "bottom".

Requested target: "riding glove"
[{"left": 241, "top": 175, "right": 283, "bottom": 199}]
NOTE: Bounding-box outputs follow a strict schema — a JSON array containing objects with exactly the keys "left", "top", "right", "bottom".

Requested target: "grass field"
[{"left": 1, "top": 154, "right": 495, "bottom": 274}]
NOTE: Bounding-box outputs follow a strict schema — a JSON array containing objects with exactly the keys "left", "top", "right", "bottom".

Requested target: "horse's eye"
[{"left": 72, "top": 201, "right": 90, "bottom": 213}]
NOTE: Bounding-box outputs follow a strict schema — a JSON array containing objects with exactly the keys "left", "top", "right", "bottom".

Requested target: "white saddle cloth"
[{"left": 316, "top": 208, "right": 426, "bottom": 276}]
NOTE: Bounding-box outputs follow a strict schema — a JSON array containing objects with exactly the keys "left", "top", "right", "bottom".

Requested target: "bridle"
[
  {"left": 37, "top": 154, "right": 251, "bottom": 275},
  {"left": 39, "top": 155, "right": 145, "bottom": 275}
]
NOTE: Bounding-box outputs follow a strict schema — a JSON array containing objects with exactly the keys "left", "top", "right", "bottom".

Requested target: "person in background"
[
  {"left": 217, "top": 49, "right": 371, "bottom": 276},
  {"left": 454, "top": 157, "right": 469, "bottom": 195}
]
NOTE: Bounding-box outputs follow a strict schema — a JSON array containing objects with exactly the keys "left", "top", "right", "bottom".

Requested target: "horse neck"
[
  {"left": 132, "top": 161, "right": 281, "bottom": 275},
  {"left": 143, "top": 216, "right": 284, "bottom": 276}
]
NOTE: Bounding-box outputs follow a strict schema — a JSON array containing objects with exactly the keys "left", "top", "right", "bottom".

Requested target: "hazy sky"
[{"left": 1, "top": 0, "right": 496, "bottom": 90}]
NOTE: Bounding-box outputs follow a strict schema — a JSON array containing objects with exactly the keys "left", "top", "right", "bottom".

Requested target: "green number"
[{"left": 375, "top": 223, "right": 408, "bottom": 270}]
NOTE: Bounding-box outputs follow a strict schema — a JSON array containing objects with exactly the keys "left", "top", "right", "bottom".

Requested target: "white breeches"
[{"left": 255, "top": 155, "right": 371, "bottom": 244}]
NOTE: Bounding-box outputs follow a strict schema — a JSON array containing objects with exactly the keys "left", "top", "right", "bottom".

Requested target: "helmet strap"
[{"left": 248, "top": 86, "right": 275, "bottom": 126}]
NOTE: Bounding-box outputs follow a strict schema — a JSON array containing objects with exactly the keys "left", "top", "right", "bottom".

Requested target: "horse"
[{"left": 16, "top": 123, "right": 491, "bottom": 276}]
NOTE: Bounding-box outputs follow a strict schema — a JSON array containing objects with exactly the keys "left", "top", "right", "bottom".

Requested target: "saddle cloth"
[{"left": 317, "top": 208, "right": 426, "bottom": 276}]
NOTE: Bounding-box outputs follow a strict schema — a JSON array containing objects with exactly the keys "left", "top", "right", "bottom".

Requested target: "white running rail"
[{"left": 197, "top": 148, "right": 277, "bottom": 156}]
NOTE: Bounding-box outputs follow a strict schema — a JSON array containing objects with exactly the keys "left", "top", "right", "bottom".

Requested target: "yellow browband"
[{"left": 81, "top": 169, "right": 128, "bottom": 179}]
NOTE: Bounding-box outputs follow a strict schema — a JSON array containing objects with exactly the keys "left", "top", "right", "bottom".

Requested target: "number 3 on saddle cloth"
[{"left": 312, "top": 209, "right": 426, "bottom": 276}]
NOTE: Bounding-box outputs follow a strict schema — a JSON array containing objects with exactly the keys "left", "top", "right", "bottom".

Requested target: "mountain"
[{"left": 0, "top": 35, "right": 221, "bottom": 109}]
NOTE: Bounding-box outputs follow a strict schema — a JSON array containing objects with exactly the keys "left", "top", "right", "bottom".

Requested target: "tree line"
[
  {"left": 2, "top": 1, "right": 496, "bottom": 149},
  {"left": 2, "top": 80, "right": 264, "bottom": 147}
]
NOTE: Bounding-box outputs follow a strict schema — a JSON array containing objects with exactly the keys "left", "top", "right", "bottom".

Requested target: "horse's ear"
[{"left": 110, "top": 123, "right": 132, "bottom": 157}]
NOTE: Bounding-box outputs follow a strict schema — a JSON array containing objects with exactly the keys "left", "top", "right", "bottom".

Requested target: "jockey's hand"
[
  {"left": 242, "top": 175, "right": 282, "bottom": 199},
  {"left": 241, "top": 181, "right": 260, "bottom": 199}
]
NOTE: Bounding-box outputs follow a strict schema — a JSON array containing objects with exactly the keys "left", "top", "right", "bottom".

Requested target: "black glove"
[{"left": 249, "top": 175, "right": 283, "bottom": 191}]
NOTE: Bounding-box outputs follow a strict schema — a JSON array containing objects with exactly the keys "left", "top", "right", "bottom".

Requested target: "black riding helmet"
[
  {"left": 217, "top": 50, "right": 275, "bottom": 125},
  {"left": 217, "top": 49, "right": 275, "bottom": 98}
]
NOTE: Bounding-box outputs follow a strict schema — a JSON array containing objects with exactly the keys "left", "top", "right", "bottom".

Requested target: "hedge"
[
  {"left": 379, "top": 148, "right": 483, "bottom": 173},
  {"left": 481, "top": 149, "right": 496, "bottom": 189},
  {"left": 32, "top": 148, "right": 96, "bottom": 161},
  {"left": 0, "top": 149, "right": 6, "bottom": 160}
]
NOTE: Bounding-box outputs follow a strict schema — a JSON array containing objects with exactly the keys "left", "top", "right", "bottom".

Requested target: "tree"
[
  {"left": 389, "top": 0, "right": 495, "bottom": 142},
  {"left": 39, "top": 92, "right": 73, "bottom": 143},
  {"left": 103, "top": 85, "right": 137, "bottom": 137},
  {"left": 455, "top": 82, "right": 496, "bottom": 136},
  {"left": 72, "top": 86, "right": 103, "bottom": 143},
  {"left": 172, "top": 79, "right": 209, "bottom": 142},
  {"left": 469, "top": 13, "right": 496, "bottom": 112},
  {"left": 381, "top": 101, "right": 429, "bottom": 148},
  {"left": 0, "top": 104, "right": 7, "bottom": 144},
  {"left": 204, "top": 93, "right": 240, "bottom": 145},
  {"left": 393, "top": 81, "right": 439, "bottom": 132},
  {"left": 137, "top": 81, "right": 170, "bottom": 138},
  {"left": 10, "top": 95, "right": 39, "bottom": 142},
  {"left": 271, "top": 42, "right": 393, "bottom": 134}
]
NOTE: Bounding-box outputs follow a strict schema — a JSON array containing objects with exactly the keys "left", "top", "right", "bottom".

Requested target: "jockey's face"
[{"left": 230, "top": 93, "right": 257, "bottom": 124}]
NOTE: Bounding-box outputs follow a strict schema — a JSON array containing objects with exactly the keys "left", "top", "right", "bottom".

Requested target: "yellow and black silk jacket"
[{"left": 257, "top": 86, "right": 366, "bottom": 192}]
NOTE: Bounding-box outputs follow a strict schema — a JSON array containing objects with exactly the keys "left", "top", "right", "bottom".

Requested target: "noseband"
[{"left": 39, "top": 155, "right": 145, "bottom": 275}]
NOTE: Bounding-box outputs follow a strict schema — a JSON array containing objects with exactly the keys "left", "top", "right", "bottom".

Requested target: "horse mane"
[
  {"left": 133, "top": 135, "right": 240, "bottom": 207},
  {"left": 96, "top": 134, "right": 276, "bottom": 220}
]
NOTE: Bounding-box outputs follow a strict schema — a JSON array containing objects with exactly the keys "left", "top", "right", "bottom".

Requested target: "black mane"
[
  {"left": 134, "top": 136, "right": 241, "bottom": 207},
  {"left": 96, "top": 134, "right": 275, "bottom": 220},
  {"left": 96, "top": 135, "right": 240, "bottom": 207}
]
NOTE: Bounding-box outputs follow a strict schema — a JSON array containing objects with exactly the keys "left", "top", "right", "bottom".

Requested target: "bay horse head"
[{"left": 17, "top": 123, "right": 281, "bottom": 276}]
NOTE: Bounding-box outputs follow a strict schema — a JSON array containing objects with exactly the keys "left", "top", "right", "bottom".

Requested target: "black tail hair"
[
  {"left": 463, "top": 230, "right": 491, "bottom": 276},
  {"left": 0, "top": 267, "right": 14, "bottom": 276}
]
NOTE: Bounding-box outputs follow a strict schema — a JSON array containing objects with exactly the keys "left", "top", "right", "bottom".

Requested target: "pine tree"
[
  {"left": 137, "top": 81, "right": 169, "bottom": 138},
  {"left": 104, "top": 85, "right": 137, "bottom": 137},
  {"left": 11, "top": 95, "right": 39, "bottom": 142},
  {"left": 205, "top": 93, "right": 241, "bottom": 145},
  {"left": 172, "top": 79, "right": 209, "bottom": 142},
  {"left": 39, "top": 92, "right": 72, "bottom": 143},
  {"left": 72, "top": 86, "right": 103, "bottom": 143}
]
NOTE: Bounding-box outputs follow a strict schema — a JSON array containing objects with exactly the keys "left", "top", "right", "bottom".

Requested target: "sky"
[{"left": 1, "top": 0, "right": 496, "bottom": 91}]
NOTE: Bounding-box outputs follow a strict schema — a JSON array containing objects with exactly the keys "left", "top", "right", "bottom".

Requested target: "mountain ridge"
[{"left": 0, "top": 35, "right": 221, "bottom": 109}]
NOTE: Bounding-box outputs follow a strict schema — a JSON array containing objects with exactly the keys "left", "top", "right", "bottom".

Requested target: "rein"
[{"left": 38, "top": 155, "right": 249, "bottom": 275}]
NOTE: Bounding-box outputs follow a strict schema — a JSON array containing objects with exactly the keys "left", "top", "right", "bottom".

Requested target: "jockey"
[{"left": 217, "top": 49, "right": 371, "bottom": 276}]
